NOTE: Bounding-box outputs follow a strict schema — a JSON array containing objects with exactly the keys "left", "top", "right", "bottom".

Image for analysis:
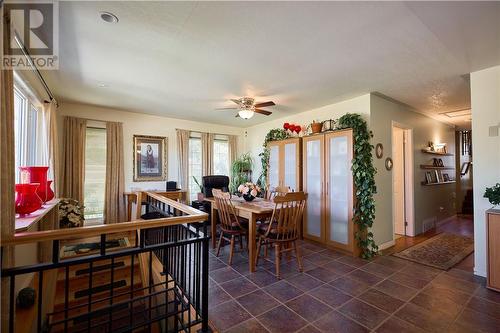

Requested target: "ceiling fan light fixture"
[{"left": 238, "top": 109, "right": 254, "bottom": 119}]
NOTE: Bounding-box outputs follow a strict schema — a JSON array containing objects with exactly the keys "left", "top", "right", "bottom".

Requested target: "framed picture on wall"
[{"left": 133, "top": 135, "right": 167, "bottom": 181}]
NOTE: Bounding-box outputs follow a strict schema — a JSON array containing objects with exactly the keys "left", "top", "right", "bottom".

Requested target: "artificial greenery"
[
  {"left": 230, "top": 153, "right": 253, "bottom": 193},
  {"left": 484, "top": 183, "right": 500, "bottom": 206},
  {"left": 258, "top": 128, "right": 290, "bottom": 187},
  {"left": 337, "top": 113, "right": 378, "bottom": 259}
]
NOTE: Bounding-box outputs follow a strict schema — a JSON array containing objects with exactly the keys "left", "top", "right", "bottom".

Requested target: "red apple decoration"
[
  {"left": 283, "top": 123, "right": 290, "bottom": 130},
  {"left": 294, "top": 125, "right": 301, "bottom": 133}
]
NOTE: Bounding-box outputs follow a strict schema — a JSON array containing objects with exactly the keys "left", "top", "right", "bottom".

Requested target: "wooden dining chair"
[
  {"left": 212, "top": 189, "right": 249, "bottom": 265},
  {"left": 264, "top": 185, "right": 290, "bottom": 200},
  {"left": 255, "top": 192, "right": 307, "bottom": 278}
]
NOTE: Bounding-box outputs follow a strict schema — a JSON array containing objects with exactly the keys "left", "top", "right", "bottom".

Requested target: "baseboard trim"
[
  {"left": 473, "top": 268, "right": 487, "bottom": 278},
  {"left": 378, "top": 240, "right": 395, "bottom": 251}
]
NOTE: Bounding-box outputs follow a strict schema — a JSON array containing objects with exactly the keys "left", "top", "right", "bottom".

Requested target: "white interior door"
[
  {"left": 284, "top": 142, "right": 297, "bottom": 191},
  {"left": 392, "top": 126, "right": 405, "bottom": 236},
  {"left": 304, "top": 138, "right": 323, "bottom": 239},
  {"left": 268, "top": 145, "right": 280, "bottom": 188}
]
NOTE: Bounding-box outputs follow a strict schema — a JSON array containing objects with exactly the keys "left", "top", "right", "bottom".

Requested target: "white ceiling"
[{"left": 42, "top": 1, "right": 500, "bottom": 128}]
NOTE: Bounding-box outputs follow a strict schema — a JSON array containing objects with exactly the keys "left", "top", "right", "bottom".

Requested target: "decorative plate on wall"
[
  {"left": 376, "top": 143, "right": 384, "bottom": 159},
  {"left": 385, "top": 157, "right": 393, "bottom": 171}
]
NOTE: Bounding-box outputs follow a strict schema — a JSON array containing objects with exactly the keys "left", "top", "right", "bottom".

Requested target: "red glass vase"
[
  {"left": 15, "top": 183, "right": 43, "bottom": 216},
  {"left": 19, "top": 166, "right": 50, "bottom": 202},
  {"left": 46, "top": 180, "right": 55, "bottom": 201}
]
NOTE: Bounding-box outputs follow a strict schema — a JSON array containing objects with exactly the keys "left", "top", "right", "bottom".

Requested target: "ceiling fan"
[{"left": 215, "top": 97, "right": 276, "bottom": 119}]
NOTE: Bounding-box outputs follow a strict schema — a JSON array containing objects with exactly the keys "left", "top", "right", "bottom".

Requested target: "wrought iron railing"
[{"left": 1, "top": 192, "right": 210, "bottom": 333}]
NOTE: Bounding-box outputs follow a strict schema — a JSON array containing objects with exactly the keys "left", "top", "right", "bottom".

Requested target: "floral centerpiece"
[
  {"left": 59, "top": 198, "right": 85, "bottom": 228},
  {"left": 237, "top": 182, "right": 261, "bottom": 202}
]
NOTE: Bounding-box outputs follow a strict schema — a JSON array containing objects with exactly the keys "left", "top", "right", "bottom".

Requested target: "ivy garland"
[
  {"left": 337, "top": 113, "right": 378, "bottom": 258},
  {"left": 257, "top": 128, "right": 289, "bottom": 187}
]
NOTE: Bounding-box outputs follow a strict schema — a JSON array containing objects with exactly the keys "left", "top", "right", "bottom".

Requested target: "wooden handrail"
[
  {"left": 1, "top": 193, "right": 207, "bottom": 246},
  {"left": 1, "top": 214, "right": 207, "bottom": 246}
]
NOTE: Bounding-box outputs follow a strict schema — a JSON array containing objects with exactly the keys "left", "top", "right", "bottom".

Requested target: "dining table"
[{"left": 204, "top": 196, "right": 276, "bottom": 272}]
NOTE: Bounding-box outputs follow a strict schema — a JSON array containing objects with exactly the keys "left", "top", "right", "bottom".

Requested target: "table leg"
[
  {"left": 211, "top": 205, "right": 217, "bottom": 249},
  {"left": 249, "top": 214, "right": 257, "bottom": 272}
]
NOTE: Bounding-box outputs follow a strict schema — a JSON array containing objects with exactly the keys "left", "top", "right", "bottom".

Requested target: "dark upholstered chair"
[{"left": 202, "top": 175, "right": 230, "bottom": 197}]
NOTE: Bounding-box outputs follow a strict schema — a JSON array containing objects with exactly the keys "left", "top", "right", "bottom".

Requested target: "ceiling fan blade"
[
  {"left": 215, "top": 107, "right": 238, "bottom": 110},
  {"left": 230, "top": 99, "right": 241, "bottom": 105},
  {"left": 254, "top": 109, "right": 272, "bottom": 116},
  {"left": 254, "top": 101, "right": 275, "bottom": 108}
]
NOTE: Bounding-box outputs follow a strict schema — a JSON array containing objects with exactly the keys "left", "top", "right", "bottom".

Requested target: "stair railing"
[{"left": 1, "top": 191, "right": 211, "bottom": 333}]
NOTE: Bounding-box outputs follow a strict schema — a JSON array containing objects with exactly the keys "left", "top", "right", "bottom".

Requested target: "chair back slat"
[
  {"left": 265, "top": 185, "right": 291, "bottom": 200},
  {"left": 213, "top": 189, "right": 244, "bottom": 232},
  {"left": 266, "top": 192, "right": 306, "bottom": 241}
]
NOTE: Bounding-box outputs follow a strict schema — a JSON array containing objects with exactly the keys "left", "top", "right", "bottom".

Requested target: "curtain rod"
[{"left": 13, "top": 33, "right": 59, "bottom": 107}]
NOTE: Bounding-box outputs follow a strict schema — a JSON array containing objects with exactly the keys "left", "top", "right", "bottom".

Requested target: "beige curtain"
[
  {"left": 42, "top": 100, "right": 60, "bottom": 196},
  {"left": 104, "top": 122, "right": 125, "bottom": 223},
  {"left": 176, "top": 129, "right": 190, "bottom": 197},
  {"left": 201, "top": 132, "right": 214, "bottom": 176},
  {"left": 228, "top": 135, "right": 238, "bottom": 168},
  {"left": 61, "top": 116, "right": 87, "bottom": 203},
  {"left": 1, "top": 7, "right": 15, "bottom": 329}
]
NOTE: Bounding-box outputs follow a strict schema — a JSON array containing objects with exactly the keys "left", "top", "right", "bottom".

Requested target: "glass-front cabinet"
[
  {"left": 266, "top": 138, "right": 302, "bottom": 192},
  {"left": 302, "top": 129, "right": 356, "bottom": 255},
  {"left": 302, "top": 135, "right": 324, "bottom": 242}
]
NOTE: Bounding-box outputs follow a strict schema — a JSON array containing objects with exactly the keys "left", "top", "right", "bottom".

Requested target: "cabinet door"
[
  {"left": 325, "top": 130, "right": 354, "bottom": 251},
  {"left": 488, "top": 213, "right": 500, "bottom": 290},
  {"left": 268, "top": 143, "right": 280, "bottom": 189},
  {"left": 302, "top": 136, "right": 324, "bottom": 241},
  {"left": 284, "top": 141, "right": 298, "bottom": 191}
]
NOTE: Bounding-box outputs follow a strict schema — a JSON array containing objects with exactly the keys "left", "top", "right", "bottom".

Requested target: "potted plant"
[
  {"left": 484, "top": 183, "right": 500, "bottom": 208},
  {"left": 310, "top": 120, "right": 323, "bottom": 134},
  {"left": 230, "top": 153, "right": 253, "bottom": 193},
  {"left": 237, "top": 182, "right": 261, "bottom": 202},
  {"left": 192, "top": 176, "right": 204, "bottom": 202}
]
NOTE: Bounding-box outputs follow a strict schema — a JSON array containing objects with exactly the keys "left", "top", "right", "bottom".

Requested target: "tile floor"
[{"left": 207, "top": 240, "right": 500, "bottom": 333}]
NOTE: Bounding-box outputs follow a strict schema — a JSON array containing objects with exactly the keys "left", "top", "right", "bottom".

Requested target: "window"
[
  {"left": 84, "top": 127, "right": 106, "bottom": 220},
  {"left": 213, "top": 136, "right": 229, "bottom": 176},
  {"left": 14, "top": 86, "right": 43, "bottom": 183},
  {"left": 188, "top": 134, "right": 202, "bottom": 202}
]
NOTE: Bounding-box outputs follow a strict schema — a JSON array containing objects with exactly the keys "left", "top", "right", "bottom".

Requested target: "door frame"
[{"left": 391, "top": 122, "right": 415, "bottom": 238}]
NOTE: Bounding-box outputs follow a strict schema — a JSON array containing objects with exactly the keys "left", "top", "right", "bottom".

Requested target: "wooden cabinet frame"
[
  {"left": 302, "top": 129, "right": 357, "bottom": 255},
  {"left": 267, "top": 137, "right": 302, "bottom": 191},
  {"left": 487, "top": 209, "right": 500, "bottom": 291},
  {"left": 301, "top": 134, "right": 325, "bottom": 243}
]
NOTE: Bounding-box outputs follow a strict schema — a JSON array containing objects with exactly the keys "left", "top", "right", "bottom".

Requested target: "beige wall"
[
  {"left": 370, "top": 94, "right": 457, "bottom": 246},
  {"left": 58, "top": 102, "right": 244, "bottom": 191},
  {"left": 244, "top": 94, "right": 371, "bottom": 181},
  {"left": 471, "top": 65, "right": 500, "bottom": 277}
]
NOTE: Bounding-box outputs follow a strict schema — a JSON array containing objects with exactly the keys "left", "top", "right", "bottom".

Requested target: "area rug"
[
  {"left": 60, "top": 237, "right": 130, "bottom": 258},
  {"left": 393, "top": 233, "right": 474, "bottom": 270}
]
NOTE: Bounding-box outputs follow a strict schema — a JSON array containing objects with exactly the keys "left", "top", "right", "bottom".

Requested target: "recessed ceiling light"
[
  {"left": 100, "top": 11, "right": 119, "bottom": 23},
  {"left": 98, "top": 83, "right": 108, "bottom": 88}
]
